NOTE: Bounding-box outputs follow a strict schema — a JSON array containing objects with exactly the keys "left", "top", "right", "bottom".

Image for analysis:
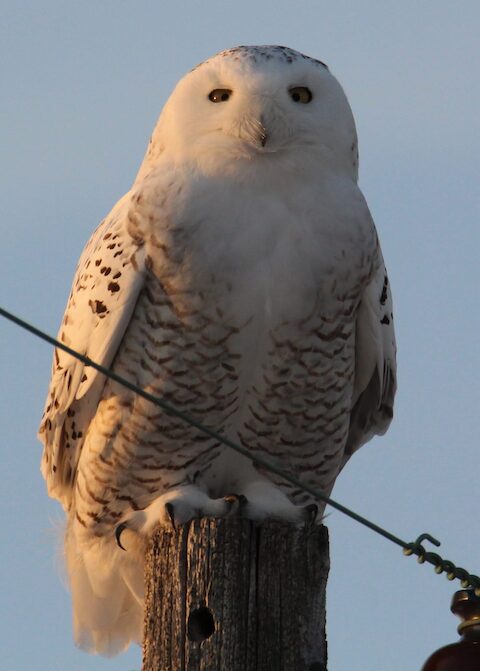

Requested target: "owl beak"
[
  {"left": 259, "top": 126, "right": 268, "bottom": 147},
  {"left": 234, "top": 111, "right": 272, "bottom": 151},
  {"left": 258, "top": 114, "right": 268, "bottom": 147}
]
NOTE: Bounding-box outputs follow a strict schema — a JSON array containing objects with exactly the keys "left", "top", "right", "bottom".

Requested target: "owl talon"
[
  {"left": 236, "top": 494, "right": 249, "bottom": 516},
  {"left": 115, "top": 522, "right": 128, "bottom": 551},
  {"left": 224, "top": 493, "right": 248, "bottom": 516},
  {"left": 165, "top": 502, "right": 177, "bottom": 530},
  {"left": 238, "top": 494, "right": 248, "bottom": 508},
  {"left": 303, "top": 503, "right": 319, "bottom": 525}
]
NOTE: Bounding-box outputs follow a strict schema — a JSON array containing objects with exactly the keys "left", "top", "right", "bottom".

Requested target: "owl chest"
[
  {"left": 141, "top": 177, "right": 371, "bottom": 324},
  {"left": 110, "top": 178, "right": 365, "bottom": 470}
]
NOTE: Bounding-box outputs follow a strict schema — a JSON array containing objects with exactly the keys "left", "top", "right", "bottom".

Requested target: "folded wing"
[
  {"left": 345, "top": 243, "right": 397, "bottom": 461},
  {"left": 38, "top": 193, "right": 146, "bottom": 509}
]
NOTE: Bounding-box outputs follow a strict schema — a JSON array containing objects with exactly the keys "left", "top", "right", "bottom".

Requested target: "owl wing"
[
  {"left": 38, "top": 192, "right": 146, "bottom": 509},
  {"left": 344, "top": 242, "right": 397, "bottom": 462}
]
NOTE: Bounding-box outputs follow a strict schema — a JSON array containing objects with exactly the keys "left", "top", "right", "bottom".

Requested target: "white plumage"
[{"left": 39, "top": 45, "right": 396, "bottom": 655}]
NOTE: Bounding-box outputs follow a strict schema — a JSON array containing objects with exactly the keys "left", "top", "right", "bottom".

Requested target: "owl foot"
[
  {"left": 115, "top": 485, "right": 238, "bottom": 549},
  {"left": 303, "top": 503, "right": 319, "bottom": 525},
  {"left": 236, "top": 481, "right": 322, "bottom": 525}
]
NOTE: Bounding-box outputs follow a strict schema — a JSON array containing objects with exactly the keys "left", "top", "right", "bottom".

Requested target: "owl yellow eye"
[
  {"left": 289, "top": 87, "right": 313, "bottom": 103},
  {"left": 208, "top": 89, "right": 232, "bottom": 103}
]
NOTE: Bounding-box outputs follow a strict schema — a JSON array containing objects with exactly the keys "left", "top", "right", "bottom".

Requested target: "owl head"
[{"left": 137, "top": 46, "right": 359, "bottom": 181}]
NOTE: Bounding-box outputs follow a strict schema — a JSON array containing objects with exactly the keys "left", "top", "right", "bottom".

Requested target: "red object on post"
[{"left": 421, "top": 590, "right": 480, "bottom": 670}]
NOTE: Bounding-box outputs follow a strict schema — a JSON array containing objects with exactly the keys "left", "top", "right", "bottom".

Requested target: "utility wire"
[{"left": 1, "top": 304, "right": 479, "bottom": 594}]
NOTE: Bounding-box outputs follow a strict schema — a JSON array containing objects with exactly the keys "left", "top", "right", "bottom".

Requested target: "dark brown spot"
[
  {"left": 89, "top": 299, "right": 108, "bottom": 314},
  {"left": 380, "top": 276, "right": 388, "bottom": 305},
  {"left": 108, "top": 282, "right": 120, "bottom": 293}
]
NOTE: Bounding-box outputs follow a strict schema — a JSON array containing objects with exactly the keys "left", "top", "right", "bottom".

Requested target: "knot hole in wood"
[{"left": 187, "top": 605, "right": 216, "bottom": 642}]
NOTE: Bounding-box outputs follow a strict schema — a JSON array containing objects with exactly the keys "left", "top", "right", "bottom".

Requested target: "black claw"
[
  {"left": 304, "top": 503, "right": 319, "bottom": 525},
  {"left": 115, "top": 522, "right": 128, "bottom": 551},
  {"left": 236, "top": 494, "right": 248, "bottom": 517},
  {"left": 224, "top": 493, "right": 248, "bottom": 507},
  {"left": 165, "top": 502, "right": 176, "bottom": 530},
  {"left": 223, "top": 493, "right": 248, "bottom": 517},
  {"left": 224, "top": 493, "right": 240, "bottom": 507}
]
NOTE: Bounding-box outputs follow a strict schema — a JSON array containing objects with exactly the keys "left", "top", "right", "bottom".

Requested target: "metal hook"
[
  {"left": 415, "top": 533, "right": 441, "bottom": 548},
  {"left": 403, "top": 531, "right": 480, "bottom": 596},
  {"left": 403, "top": 532, "right": 440, "bottom": 557}
]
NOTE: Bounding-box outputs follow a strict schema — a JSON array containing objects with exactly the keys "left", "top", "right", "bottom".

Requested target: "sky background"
[{"left": 1, "top": 2, "right": 479, "bottom": 669}]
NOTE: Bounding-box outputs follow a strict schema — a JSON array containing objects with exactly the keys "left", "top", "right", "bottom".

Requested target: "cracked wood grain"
[{"left": 143, "top": 518, "right": 329, "bottom": 671}]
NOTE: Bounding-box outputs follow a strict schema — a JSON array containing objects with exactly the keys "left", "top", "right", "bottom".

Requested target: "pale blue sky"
[{"left": 1, "top": 2, "right": 479, "bottom": 670}]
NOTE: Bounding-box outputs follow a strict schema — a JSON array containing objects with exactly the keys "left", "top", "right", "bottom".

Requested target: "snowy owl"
[{"left": 39, "top": 45, "right": 396, "bottom": 655}]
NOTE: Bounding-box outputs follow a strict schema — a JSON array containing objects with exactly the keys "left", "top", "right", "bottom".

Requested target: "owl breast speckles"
[
  {"left": 74, "top": 270, "right": 245, "bottom": 536},
  {"left": 241, "top": 305, "right": 358, "bottom": 498}
]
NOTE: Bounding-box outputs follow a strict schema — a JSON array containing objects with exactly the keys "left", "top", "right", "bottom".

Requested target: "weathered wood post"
[{"left": 143, "top": 518, "right": 329, "bottom": 671}]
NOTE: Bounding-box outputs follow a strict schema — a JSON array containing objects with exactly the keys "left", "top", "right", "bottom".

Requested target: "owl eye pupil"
[
  {"left": 208, "top": 89, "right": 232, "bottom": 103},
  {"left": 289, "top": 87, "right": 313, "bottom": 104}
]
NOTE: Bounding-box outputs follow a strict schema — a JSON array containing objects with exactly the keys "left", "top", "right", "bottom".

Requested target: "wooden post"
[{"left": 143, "top": 518, "right": 329, "bottom": 671}]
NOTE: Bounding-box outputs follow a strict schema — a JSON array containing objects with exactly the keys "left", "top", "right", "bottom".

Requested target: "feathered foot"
[{"left": 115, "top": 485, "right": 240, "bottom": 550}]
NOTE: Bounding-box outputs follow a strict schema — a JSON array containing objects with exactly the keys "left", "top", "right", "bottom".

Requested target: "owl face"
[{"left": 145, "top": 46, "right": 358, "bottom": 179}]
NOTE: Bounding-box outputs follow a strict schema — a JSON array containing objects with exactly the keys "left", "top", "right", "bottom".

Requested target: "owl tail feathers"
[
  {"left": 65, "top": 524, "right": 145, "bottom": 656},
  {"left": 73, "top": 592, "right": 143, "bottom": 657}
]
